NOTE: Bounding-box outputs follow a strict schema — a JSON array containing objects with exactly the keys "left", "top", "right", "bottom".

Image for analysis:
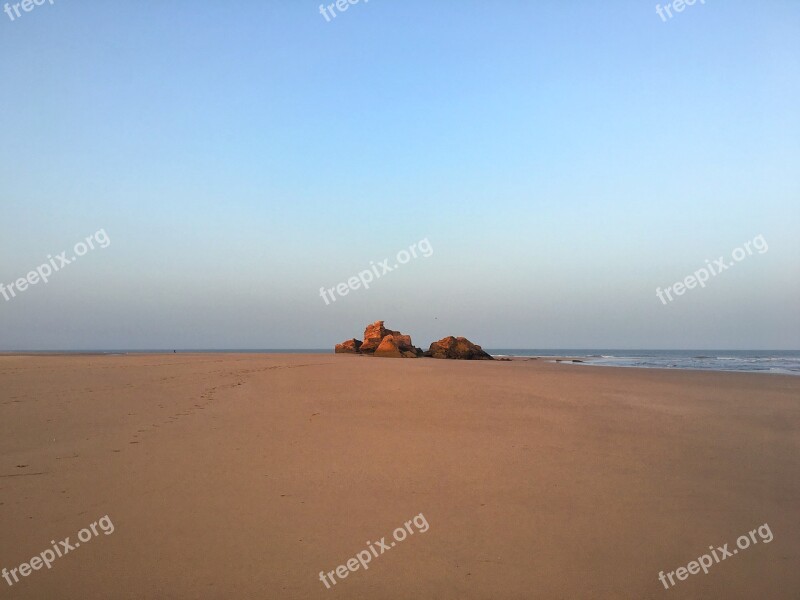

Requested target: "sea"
[{"left": 487, "top": 349, "right": 800, "bottom": 376}]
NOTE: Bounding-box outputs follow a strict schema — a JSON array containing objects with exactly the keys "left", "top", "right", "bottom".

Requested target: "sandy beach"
[{"left": 0, "top": 353, "right": 798, "bottom": 599}]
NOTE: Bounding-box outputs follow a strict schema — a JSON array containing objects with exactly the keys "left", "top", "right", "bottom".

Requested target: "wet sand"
[{"left": 1, "top": 353, "right": 798, "bottom": 599}]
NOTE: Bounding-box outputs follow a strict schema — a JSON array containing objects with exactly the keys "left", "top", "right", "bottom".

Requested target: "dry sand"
[{"left": 0, "top": 353, "right": 798, "bottom": 599}]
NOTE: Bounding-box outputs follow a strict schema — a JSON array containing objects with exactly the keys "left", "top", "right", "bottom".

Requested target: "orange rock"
[
  {"left": 425, "top": 336, "right": 494, "bottom": 360},
  {"left": 360, "top": 321, "right": 398, "bottom": 353},
  {"left": 391, "top": 334, "right": 414, "bottom": 350},
  {"left": 374, "top": 335, "right": 403, "bottom": 358},
  {"left": 338, "top": 321, "right": 422, "bottom": 357},
  {"left": 334, "top": 338, "right": 362, "bottom": 354}
]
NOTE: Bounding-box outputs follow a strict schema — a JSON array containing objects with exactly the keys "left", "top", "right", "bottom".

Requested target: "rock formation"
[
  {"left": 425, "top": 336, "right": 494, "bottom": 360},
  {"left": 334, "top": 322, "right": 492, "bottom": 360},
  {"left": 374, "top": 335, "right": 403, "bottom": 358},
  {"left": 334, "top": 338, "right": 362, "bottom": 354},
  {"left": 359, "top": 321, "right": 398, "bottom": 354},
  {"left": 335, "top": 321, "right": 422, "bottom": 358},
  {"left": 373, "top": 334, "right": 422, "bottom": 358},
  {"left": 359, "top": 321, "right": 422, "bottom": 357}
]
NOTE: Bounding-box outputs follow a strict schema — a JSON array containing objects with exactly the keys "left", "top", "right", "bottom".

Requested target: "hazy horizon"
[{"left": 4, "top": 347, "right": 799, "bottom": 353}]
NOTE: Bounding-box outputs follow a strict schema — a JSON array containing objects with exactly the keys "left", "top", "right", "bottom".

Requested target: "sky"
[{"left": 0, "top": 0, "right": 798, "bottom": 350}]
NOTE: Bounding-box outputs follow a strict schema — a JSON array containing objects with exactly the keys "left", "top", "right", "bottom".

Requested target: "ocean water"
[{"left": 487, "top": 349, "right": 800, "bottom": 376}]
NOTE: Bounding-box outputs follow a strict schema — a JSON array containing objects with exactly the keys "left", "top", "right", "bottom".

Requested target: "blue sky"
[{"left": 1, "top": 0, "right": 798, "bottom": 349}]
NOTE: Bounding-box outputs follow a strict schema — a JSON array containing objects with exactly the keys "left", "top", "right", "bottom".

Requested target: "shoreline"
[{"left": 2, "top": 350, "right": 798, "bottom": 376}]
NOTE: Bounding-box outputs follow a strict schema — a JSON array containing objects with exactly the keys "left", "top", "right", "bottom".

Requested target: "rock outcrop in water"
[{"left": 334, "top": 321, "right": 491, "bottom": 360}]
